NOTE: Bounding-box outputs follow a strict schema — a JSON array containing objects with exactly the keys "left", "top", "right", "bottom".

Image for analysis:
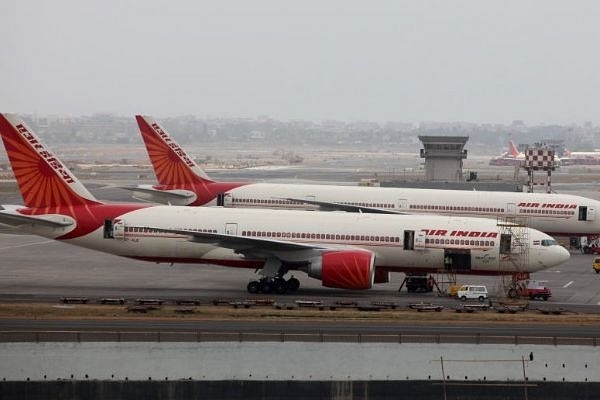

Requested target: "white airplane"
[
  {"left": 0, "top": 113, "right": 570, "bottom": 294},
  {"left": 129, "top": 116, "right": 600, "bottom": 239},
  {"left": 560, "top": 149, "right": 600, "bottom": 166}
]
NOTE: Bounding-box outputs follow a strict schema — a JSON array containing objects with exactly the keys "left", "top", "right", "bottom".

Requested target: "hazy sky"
[{"left": 2, "top": 1, "right": 600, "bottom": 124}]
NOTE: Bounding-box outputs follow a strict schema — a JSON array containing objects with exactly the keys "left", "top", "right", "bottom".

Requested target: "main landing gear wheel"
[
  {"left": 246, "top": 277, "right": 301, "bottom": 294},
  {"left": 273, "top": 278, "right": 288, "bottom": 294},
  {"left": 247, "top": 281, "right": 260, "bottom": 294},
  {"left": 259, "top": 280, "right": 273, "bottom": 294},
  {"left": 286, "top": 277, "right": 300, "bottom": 292}
]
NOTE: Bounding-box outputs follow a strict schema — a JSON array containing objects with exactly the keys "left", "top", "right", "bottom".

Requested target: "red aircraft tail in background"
[{"left": 135, "top": 115, "right": 213, "bottom": 186}]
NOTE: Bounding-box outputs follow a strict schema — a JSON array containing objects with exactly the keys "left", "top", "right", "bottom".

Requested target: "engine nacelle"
[{"left": 307, "top": 250, "right": 375, "bottom": 290}]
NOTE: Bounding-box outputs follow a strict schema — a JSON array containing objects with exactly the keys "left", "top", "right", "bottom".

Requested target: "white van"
[{"left": 457, "top": 285, "right": 488, "bottom": 302}]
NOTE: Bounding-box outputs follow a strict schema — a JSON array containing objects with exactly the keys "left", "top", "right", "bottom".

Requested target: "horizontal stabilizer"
[
  {"left": 0, "top": 205, "right": 75, "bottom": 228},
  {"left": 121, "top": 185, "right": 196, "bottom": 205}
]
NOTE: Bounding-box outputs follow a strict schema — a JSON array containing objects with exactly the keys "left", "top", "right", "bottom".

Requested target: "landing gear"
[
  {"left": 246, "top": 276, "right": 300, "bottom": 294},
  {"left": 247, "top": 281, "right": 260, "bottom": 294},
  {"left": 273, "top": 278, "right": 287, "bottom": 294},
  {"left": 286, "top": 277, "right": 300, "bottom": 292},
  {"left": 259, "top": 279, "right": 273, "bottom": 294},
  {"left": 248, "top": 257, "right": 301, "bottom": 294}
]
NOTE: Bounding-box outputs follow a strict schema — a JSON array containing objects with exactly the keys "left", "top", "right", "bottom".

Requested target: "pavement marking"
[
  {"left": 563, "top": 281, "right": 573, "bottom": 288},
  {"left": 0, "top": 240, "right": 56, "bottom": 251}
]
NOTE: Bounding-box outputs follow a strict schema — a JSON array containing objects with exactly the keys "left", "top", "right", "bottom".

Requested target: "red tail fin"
[
  {"left": 0, "top": 113, "right": 99, "bottom": 210},
  {"left": 508, "top": 140, "right": 520, "bottom": 157},
  {"left": 135, "top": 115, "right": 213, "bottom": 186}
]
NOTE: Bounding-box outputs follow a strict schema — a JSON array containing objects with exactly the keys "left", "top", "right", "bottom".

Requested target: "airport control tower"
[{"left": 418, "top": 136, "right": 469, "bottom": 181}]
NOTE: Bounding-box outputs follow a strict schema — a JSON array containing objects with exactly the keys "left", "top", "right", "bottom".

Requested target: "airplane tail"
[
  {"left": 0, "top": 113, "right": 100, "bottom": 211},
  {"left": 508, "top": 140, "right": 520, "bottom": 157},
  {"left": 135, "top": 115, "right": 214, "bottom": 186}
]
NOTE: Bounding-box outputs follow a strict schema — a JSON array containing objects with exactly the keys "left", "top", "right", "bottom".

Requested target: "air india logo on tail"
[
  {"left": 0, "top": 114, "right": 98, "bottom": 210},
  {"left": 136, "top": 116, "right": 210, "bottom": 186},
  {"left": 150, "top": 123, "right": 196, "bottom": 168},
  {"left": 16, "top": 124, "right": 75, "bottom": 184}
]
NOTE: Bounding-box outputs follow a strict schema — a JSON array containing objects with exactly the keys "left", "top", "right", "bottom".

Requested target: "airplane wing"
[
  {"left": 0, "top": 205, "right": 75, "bottom": 228},
  {"left": 144, "top": 226, "right": 328, "bottom": 253},
  {"left": 278, "top": 197, "right": 404, "bottom": 214}
]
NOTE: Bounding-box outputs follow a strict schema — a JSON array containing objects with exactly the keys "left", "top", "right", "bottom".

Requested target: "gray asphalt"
[{"left": 1, "top": 317, "right": 600, "bottom": 338}]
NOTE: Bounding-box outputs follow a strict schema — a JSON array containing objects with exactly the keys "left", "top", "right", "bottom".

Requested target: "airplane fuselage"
[
  {"left": 179, "top": 183, "right": 600, "bottom": 237},
  {"left": 19, "top": 205, "right": 569, "bottom": 276}
]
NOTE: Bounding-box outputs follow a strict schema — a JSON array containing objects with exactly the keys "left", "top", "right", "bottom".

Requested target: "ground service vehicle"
[
  {"left": 457, "top": 285, "right": 488, "bottom": 302},
  {"left": 519, "top": 280, "right": 552, "bottom": 301},
  {"left": 404, "top": 274, "right": 434, "bottom": 293}
]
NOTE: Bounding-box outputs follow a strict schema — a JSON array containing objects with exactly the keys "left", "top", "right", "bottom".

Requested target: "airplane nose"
[
  {"left": 556, "top": 245, "right": 571, "bottom": 265},
  {"left": 544, "top": 245, "right": 570, "bottom": 268}
]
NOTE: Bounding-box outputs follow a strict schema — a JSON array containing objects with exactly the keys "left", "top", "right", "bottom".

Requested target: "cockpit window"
[{"left": 541, "top": 239, "right": 558, "bottom": 246}]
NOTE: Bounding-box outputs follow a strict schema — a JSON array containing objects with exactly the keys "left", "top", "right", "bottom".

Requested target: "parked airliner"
[
  {"left": 561, "top": 149, "right": 600, "bottom": 166},
  {"left": 488, "top": 140, "right": 525, "bottom": 166},
  {"left": 0, "top": 114, "right": 569, "bottom": 293},
  {"left": 129, "top": 116, "right": 600, "bottom": 238}
]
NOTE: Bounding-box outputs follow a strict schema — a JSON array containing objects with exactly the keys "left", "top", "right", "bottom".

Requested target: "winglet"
[
  {"left": 135, "top": 115, "right": 213, "bottom": 186},
  {"left": 0, "top": 113, "right": 100, "bottom": 210}
]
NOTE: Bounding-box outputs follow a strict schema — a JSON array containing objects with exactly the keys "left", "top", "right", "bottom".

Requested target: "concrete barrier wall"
[
  {"left": 0, "top": 342, "right": 598, "bottom": 383},
  {"left": 1, "top": 380, "right": 600, "bottom": 400}
]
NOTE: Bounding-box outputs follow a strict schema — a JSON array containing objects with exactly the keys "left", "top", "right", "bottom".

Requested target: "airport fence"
[{"left": 0, "top": 331, "right": 598, "bottom": 346}]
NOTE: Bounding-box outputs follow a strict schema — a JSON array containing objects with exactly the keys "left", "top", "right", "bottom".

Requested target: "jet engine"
[{"left": 307, "top": 250, "right": 375, "bottom": 290}]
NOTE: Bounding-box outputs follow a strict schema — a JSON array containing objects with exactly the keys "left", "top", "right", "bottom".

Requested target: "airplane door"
[
  {"left": 403, "top": 230, "right": 414, "bottom": 250},
  {"left": 112, "top": 219, "right": 125, "bottom": 240},
  {"left": 103, "top": 219, "right": 114, "bottom": 239},
  {"left": 588, "top": 208, "right": 596, "bottom": 221},
  {"left": 225, "top": 223, "right": 238, "bottom": 235},
  {"left": 579, "top": 206, "right": 595, "bottom": 221},
  {"left": 403, "top": 230, "right": 425, "bottom": 250},
  {"left": 217, "top": 193, "right": 233, "bottom": 207},
  {"left": 397, "top": 199, "right": 408, "bottom": 211},
  {"left": 506, "top": 203, "right": 517, "bottom": 215},
  {"left": 414, "top": 231, "right": 426, "bottom": 249},
  {"left": 499, "top": 234, "right": 511, "bottom": 254}
]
